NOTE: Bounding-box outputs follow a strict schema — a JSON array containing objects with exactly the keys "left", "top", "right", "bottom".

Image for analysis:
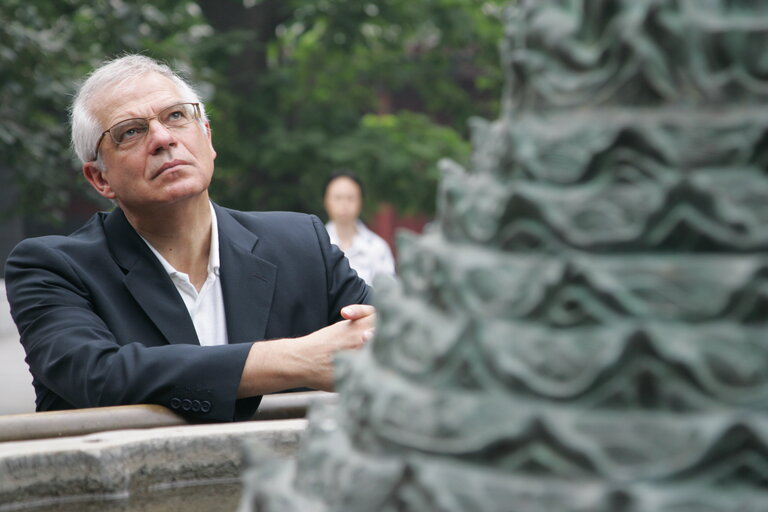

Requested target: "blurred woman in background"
[{"left": 323, "top": 171, "right": 395, "bottom": 286}]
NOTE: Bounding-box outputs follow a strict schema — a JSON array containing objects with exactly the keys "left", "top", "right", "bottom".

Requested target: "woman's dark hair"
[{"left": 323, "top": 170, "right": 365, "bottom": 199}]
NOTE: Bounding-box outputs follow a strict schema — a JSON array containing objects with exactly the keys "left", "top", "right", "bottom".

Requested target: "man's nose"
[{"left": 146, "top": 118, "right": 176, "bottom": 154}]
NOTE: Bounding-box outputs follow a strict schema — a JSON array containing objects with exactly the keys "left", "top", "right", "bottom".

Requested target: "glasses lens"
[
  {"left": 110, "top": 119, "right": 148, "bottom": 144},
  {"left": 161, "top": 103, "right": 197, "bottom": 126},
  {"left": 105, "top": 103, "right": 200, "bottom": 147}
]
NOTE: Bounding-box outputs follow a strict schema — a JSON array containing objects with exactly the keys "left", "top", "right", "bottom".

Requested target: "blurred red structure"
[{"left": 369, "top": 203, "right": 429, "bottom": 261}]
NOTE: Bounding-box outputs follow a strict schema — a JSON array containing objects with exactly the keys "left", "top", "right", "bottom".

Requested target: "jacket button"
[
  {"left": 201, "top": 400, "right": 211, "bottom": 413},
  {"left": 191, "top": 400, "right": 201, "bottom": 412},
  {"left": 170, "top": 397, "right": 181, "bottom": 410},
  {"left": 181, "top": 399, "right": 192, "bottom": 411}
]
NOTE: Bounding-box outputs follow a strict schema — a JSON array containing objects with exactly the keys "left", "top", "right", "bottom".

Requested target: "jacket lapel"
[
  {"left": 104, "top": 208, "right": 200, "bottom": 345},
  {"left": 215, "top": 204, "right": 277, "bottom": 344}
]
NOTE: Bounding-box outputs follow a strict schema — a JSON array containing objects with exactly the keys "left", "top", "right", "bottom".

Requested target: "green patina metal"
[{"left": 241, "top": 1, "right": 768, "bottom": 510}]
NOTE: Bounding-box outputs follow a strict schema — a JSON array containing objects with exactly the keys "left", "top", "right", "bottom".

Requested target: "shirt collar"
[
  {"left": 208, "top": 202, "right": 220, "bottom": 275},
  {"left": 141, "top": 201, "right": 220, "bottom": 277}
]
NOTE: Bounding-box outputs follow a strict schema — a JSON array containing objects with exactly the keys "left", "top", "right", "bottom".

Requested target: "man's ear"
[
  {"left": 204, "top": 121, "right": 217, "bottom": 160},
  {"left": 83, "top": 162, "right": 116, "bottom": 199}
]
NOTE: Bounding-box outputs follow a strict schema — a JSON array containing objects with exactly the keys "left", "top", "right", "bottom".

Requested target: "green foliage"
[
  {"left": 0, "top": 0, "right": 207, "bottom": 222},
  {"left": 205, "top": 0, "right": 505, "bottom": 218},
  {"left": 321, "top": 112, "right": 470, "bottom": 218},
  {"left": 2, "top": 0, "right": 505, "bottom": 223}
]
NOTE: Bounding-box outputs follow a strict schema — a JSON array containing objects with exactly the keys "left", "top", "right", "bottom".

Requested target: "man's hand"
[
  {"left": 341, "top": 304, "right": 376, "bottom": 343},
  {"left": 237, "top": 304, "right": 376, "bottom": 397}
]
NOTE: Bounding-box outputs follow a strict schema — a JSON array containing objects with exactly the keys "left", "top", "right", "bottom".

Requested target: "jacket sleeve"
[
  {"left": 310, "top": 215, "right": 373, "bottom": 322},
  {"left": 5, "top": 238, "right": 254, "bottom": 422}
]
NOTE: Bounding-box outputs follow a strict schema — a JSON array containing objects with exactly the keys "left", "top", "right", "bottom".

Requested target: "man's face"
[
  {"left": 324, "top": 176, "right": 363, "bottom": 224},
  {"left": 83, "top": 72, "right": 216, "bottom": 212}
]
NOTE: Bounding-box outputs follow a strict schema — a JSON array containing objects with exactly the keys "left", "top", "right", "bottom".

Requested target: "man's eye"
[
  {"left": 165, "top": 110, "right": 187, "bottom": 124},
  {"left": 114, "top": 124, "right": 146, "bottom": 143}
]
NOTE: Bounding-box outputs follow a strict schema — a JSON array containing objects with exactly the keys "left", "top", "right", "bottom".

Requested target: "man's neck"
[{"left": 124, "top": 194, "right": 213, "bottom": 288}]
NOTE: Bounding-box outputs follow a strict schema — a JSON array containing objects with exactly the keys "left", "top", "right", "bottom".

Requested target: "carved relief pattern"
[{"left": 241, "top": 1, "right": 768, "bottom": 510}]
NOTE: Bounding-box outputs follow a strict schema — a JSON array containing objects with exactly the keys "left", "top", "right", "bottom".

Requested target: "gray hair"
[{"left": 70, "top": 54, "right": 208, "bottom": 164}]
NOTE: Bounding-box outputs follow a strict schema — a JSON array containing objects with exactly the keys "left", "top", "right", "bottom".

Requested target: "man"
[{"left": 4, "top": 55, "right": 374, "bottom": 422}]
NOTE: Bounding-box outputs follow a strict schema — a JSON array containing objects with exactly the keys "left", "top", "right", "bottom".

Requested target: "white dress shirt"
[{"left": 142, "top": 202, "right": 228, "bottom": 346}]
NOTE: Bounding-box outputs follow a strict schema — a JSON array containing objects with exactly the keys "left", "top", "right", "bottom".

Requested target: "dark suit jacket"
[{"left": 4, "top": 203, "right": 371, "bottom": 422}]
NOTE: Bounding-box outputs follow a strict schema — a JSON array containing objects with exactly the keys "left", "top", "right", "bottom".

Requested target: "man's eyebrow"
[{"left": 110, "top": 101, "right": 188, "bottom": 124}]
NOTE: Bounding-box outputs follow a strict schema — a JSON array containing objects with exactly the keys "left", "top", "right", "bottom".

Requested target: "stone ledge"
[
  {"left": 0, "top": 404, "right": 187, "bottom": 443},
  {"left": 0, "top": 419, "right": 306, "bottom": 511},
  {"left": 0, "top": 391, "right": 334, "bottom": 442}
]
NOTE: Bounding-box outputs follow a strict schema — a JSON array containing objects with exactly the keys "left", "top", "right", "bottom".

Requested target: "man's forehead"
[{"left": 92, "top": 72, "right": 183, "bottom": 126}]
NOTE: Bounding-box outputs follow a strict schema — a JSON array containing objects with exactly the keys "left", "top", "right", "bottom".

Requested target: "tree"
[
  {"left": 195, "top": 0, "right": 505, "bottom": 218},
  {"left": 1, "top": 0, "right": 506, "bottom": 224},
  {"left": 0, "top": 0, "right": 207, "bottom": 223}
]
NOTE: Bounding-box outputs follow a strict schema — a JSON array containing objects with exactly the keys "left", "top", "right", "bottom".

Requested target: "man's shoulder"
[
  {"left": 222, "top": 207, "right": 314, "bottom": 224},
  {"left": 5, "top": 211, "right": 114, "bottom": 281},
  {"left": 216, "top": 207, "right": 332, "bottom": 259},
  {"left": 11, "top": 212, "right": 110, "bottom": 254},
  {"left": 218, "top": 207, "right": 321, "bottom": 235}
]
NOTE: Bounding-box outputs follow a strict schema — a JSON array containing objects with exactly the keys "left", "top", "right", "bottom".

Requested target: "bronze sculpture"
[{"left": 241, "top": 1, "right": 768, "bottom": 510}]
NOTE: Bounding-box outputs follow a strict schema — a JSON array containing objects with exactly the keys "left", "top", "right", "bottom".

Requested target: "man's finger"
[{"left": 341, "top": 304, "right": 376, "bottom": 320}]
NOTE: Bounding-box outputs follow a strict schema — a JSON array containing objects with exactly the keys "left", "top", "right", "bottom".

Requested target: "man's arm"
[
  {"left": 236, "top": 304, "right": 375, "bottom": 397},
  {"left": 5, "top": 237, "right": 254, "bottom": 421},
  {"left": 5, "top": 212, "right": 375, "bottom": 422},
  {"left": 233, "top": 213, "right": 376, "bottom": 399}
]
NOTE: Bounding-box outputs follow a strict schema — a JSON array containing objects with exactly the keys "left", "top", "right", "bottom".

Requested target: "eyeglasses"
[{"left": 92, "top": 102, "right": 202, "bottom": 160}]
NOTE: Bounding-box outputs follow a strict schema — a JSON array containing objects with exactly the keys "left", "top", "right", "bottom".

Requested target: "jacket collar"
[
  {"left": 213, "top": 203, "right": 277, "bottom": 344},
  {"left": 104, "top": 204, "right": 276, "bottom": 345},
  {"left": 104, "top": 207, "right": 199, "bottom": 345}
]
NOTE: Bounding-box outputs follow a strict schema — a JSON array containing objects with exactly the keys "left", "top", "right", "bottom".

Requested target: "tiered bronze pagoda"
[{"left": 241, "top": 1, "right": 768, "bottom": 510}]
